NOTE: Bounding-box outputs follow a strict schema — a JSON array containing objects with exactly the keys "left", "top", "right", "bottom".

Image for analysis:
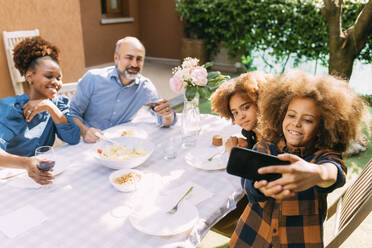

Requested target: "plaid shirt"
[{"left": 230, "top": 140, "right": 346, "bottom": 248}]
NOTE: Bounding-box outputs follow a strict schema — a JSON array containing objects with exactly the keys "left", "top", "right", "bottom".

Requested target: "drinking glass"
[
  {"left": 35, "top": 146, "right": 56, "bottom": 171},
  {"left": 35, "top": 146, "right": 56, "bottom": 190},
  {"left": 163, "top": 137, "right": 179, "bottom": 160}
]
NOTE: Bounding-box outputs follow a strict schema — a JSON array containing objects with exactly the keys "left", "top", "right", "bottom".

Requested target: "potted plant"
[{"left": 174, "top": 0, "right": 210, "bottom": 64}]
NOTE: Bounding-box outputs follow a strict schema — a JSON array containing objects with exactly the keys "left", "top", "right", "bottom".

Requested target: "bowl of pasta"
[{"left": 94, "top": 137, "right": 154, "bottom": 169}]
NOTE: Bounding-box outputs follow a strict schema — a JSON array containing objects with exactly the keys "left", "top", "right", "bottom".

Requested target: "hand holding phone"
[
  {"left": 226, "top": 147, "right": 290, "bottom": 181},
  {"left": 146, "top": 102, "right": 158, "bottom": 110}
]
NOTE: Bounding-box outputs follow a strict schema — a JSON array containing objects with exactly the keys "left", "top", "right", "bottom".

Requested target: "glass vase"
[{"left": 182, "top": 92, "right": 201, "bottom": 148}]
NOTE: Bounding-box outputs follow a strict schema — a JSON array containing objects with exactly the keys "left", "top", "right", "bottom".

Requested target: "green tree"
[
  {"left": 322, "top": 0, "right": 372, "bottom": 80},
  {"left": 174, "top": 0, "right": 372, "bottom": 80}
]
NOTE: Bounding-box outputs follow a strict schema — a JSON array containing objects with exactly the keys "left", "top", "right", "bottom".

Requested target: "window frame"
[{"left": 101, "top": 0, "right": 133, "bottom": 24}]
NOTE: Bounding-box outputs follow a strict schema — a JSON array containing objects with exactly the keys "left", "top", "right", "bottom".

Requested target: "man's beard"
[{"left": 116, "top": 65, "right": 140, "bottom": 81}]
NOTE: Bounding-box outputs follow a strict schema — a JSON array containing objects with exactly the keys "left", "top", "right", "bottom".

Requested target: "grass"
[{"left": 343, "top": 106, "right": 372, "bottom": 171}]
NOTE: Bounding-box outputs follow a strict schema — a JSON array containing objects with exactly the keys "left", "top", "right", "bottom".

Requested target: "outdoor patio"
[{"left": 130, "top": 59, "right": 372, "bottom": 248}]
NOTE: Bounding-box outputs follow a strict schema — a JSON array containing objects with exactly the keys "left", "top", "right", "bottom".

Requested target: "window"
[{"left": 101, "top": 0, "right": 133, "bottom": 24}]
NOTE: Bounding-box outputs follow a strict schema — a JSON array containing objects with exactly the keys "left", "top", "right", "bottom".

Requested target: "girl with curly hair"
[
  {"left": 230, "top": 70, "right": 368, "bottom": 248},
  {"left": 211, "top": 71, "right": 271, "bottom": 153},
  {"left": 211, "top": 71, "right": 271, "bottom": 237},
  {"left": 0, "top": 36, "right": 80, "bottom": 185}
]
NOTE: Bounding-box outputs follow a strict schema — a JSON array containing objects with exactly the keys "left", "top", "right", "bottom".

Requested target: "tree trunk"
[{"left": 322, "top": 0, "right": 372, "bottom": 81}]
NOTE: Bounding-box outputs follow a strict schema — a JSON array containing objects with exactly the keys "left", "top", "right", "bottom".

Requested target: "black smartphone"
[
  {"left": 226, "top": 147, "right": 290, "bottom": 181},
  {"left": 146, "top": 102, "right": 158, "bottom": 111}
]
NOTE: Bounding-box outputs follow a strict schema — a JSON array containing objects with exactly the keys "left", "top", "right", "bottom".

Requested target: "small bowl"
[
  {"left": 94, "top": 136, "right": 154, "bottom": 169},
  {"left": 109, "top": 169, "right": 144, "bottom": 192}
]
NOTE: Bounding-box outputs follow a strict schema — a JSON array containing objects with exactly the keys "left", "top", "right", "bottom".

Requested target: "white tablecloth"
[{"left": 0, "top": 114, "right": 244, "bottom": 248}]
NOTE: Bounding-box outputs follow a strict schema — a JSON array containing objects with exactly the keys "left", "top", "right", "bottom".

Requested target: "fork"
[
  {"left": 207, "top": 150, "right": 225, "bottom": 161},
  {"left": 167, "top": 186, "right": 194, "bottom": 214},
  {"left": 95, "top": 132, "right": 120, "bottom": 145}
]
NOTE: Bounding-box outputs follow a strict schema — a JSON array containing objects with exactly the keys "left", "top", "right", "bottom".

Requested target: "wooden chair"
[
  {"left": 2, "top": 29, "right": 40, "bottom": 95},
  {"left": 325, "top": 159, "right": 372, "bottom": 248}
]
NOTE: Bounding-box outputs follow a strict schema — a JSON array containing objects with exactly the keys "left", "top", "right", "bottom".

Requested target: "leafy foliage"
[
  {"left": 174, "top": 0, "right": 372, "bottom": 65},
  {"left": 184, "top": 71, "right": 230, "bottom": 101},
  {"left": 360, "top": 94, "right": 372, "bottom": 106}
]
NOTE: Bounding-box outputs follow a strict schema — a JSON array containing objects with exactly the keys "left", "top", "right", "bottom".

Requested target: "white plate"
[
  {"left": 129, "top": 201, "right": 198, "bottom": 236},
  {"left": 94, "top": 137, "right": 154, "bottom": 170},
  {"left": 185, "top": 146, "right": 228, "bottom": 170},
  {"left": 109, "top": 169, "right": 144, "bottom": 192}
]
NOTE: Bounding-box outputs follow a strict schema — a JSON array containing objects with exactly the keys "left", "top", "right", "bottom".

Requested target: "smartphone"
[
  {"left": 226, "top": 147, "right": 290, "bottom": 181},
  {"left": 146, "top": 102, "right": 158, "bottom": 111}
]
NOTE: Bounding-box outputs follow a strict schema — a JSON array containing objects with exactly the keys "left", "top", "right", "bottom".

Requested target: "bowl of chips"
[{"left": 109, "top": 169, "right": 144, "bottom": 192}]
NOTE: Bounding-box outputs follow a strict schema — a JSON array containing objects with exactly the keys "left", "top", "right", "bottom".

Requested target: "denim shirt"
[{"left": 0, "top": 94, "right": 80, "bottom": 157}]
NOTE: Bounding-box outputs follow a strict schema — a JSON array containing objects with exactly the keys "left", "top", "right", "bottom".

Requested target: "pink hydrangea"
[
  {"left": 169, "top": 70, "right": 184, "bottom": 93},
  {"left": 191, "top": 66, "right": 208, "bottom": 86}
]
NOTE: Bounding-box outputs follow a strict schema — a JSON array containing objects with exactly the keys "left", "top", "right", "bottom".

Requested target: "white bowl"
[
  {"left": 94, "top": 136, "right": 154, "bottom": 169},
  {"left": 109, "top": 169, "right": 144, "bottom": 192}
]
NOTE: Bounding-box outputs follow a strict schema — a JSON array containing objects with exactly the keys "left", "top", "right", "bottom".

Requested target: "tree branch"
[
  {"left": 349, "top": 0, "right": 372, "bottom": 55},
  {"left": 322, "top": 0, "right": 344, "bottom": 45}
]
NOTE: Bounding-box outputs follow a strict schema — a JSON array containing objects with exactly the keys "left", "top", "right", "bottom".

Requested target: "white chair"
[
  {"left": 58, "top": 82, "right": 78, "bottom": 99},
  {"left": 2, "top": 29, "right": 40, "bottom": 95}
]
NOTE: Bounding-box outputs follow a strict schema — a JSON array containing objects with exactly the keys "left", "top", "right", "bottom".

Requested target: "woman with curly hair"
[
  {"left": 230, "top": 70, "right": 368, "bottom": 248},
  {"left": 0, "top": 36, "right": 80, "bottom": 185},
  {"left": 211, "top": 71, "right": 271, "bottom": 153},
  {"left": 210, "top": 71, "right": 271, "bottom": 237}
]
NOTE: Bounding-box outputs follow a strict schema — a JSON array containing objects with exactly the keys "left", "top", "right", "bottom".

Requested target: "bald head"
[{"left": 115, "top": 37, "right": 145, "bottom": 56}]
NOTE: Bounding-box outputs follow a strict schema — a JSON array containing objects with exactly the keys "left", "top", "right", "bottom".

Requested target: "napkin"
[
  {"left": 165, "top": 181, "right": 213, "bottom": 206},
  {"left": 0, "top": 205, "right": 47, "bottom": 238}
]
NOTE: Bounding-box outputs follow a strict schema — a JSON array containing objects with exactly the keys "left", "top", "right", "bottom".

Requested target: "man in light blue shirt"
[{"left": 70, "top": 37, "right": 176, "bottom": 143}]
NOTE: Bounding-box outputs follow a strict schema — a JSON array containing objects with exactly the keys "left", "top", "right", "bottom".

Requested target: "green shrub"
[
  {"left": 174, "top": 0, "right": 371, "bottom": 66},
  {"left": 360, "top": 95, "right": 372, "bottom": 106}
]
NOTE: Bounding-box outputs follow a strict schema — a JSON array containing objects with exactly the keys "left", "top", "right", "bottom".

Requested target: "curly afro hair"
[
  {"left": 13, "top": 36, "right": 60, "bottom": 76},
  {"left": 257, "top": 70, "right": 368, "bottom": 153},
  {"left": 211, "top": 71, "right": 272, "bottom": 120}
]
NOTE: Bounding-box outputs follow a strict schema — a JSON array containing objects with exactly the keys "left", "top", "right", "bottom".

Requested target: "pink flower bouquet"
[{"left": 169, "top": 57, "right": 229, "bottom": 101}]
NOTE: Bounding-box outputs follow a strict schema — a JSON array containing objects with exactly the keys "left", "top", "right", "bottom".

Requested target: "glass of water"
[{"left": 163, "top": 137, "right": 179, "bottom": 160}]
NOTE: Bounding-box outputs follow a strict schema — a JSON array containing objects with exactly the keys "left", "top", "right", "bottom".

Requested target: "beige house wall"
[
  {"left": 80, "top": 0, "right": 183, "bottom": 67},
  {"left": 0, "top": 0, "right": 86, "bottom": 98},
  {"left": 139, "top": 0, "right": 183, "bottom": 59},
  {"left": 80, "top": 0, "right": 140, "bottom": 67}
]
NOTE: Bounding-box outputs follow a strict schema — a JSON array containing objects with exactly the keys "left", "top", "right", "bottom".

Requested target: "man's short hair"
[{"left": 115, "top": 37, "right": 145, "bottom": 57}]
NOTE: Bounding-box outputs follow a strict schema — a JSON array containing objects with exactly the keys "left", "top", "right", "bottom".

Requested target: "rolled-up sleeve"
[
  {"left": 144, "top": 79, "right": 178, "bottom": 126},
  {"left": 54, "top": 96, "right": 81, "bottom": 145}
]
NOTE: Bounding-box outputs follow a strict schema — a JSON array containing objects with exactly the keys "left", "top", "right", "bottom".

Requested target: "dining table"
[{"left": 0, "top": 112, "right": 245, "bottom": 248}]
